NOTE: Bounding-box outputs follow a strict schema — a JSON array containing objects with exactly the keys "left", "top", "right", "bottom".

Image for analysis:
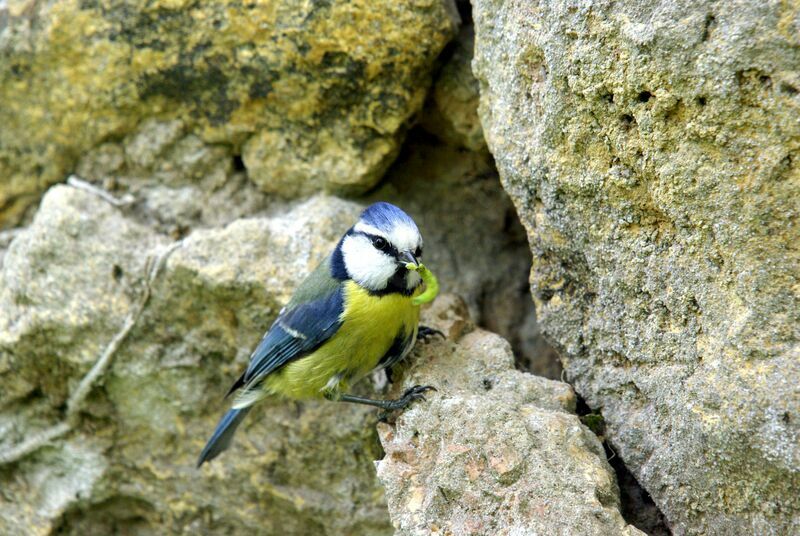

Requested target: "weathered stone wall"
[
  {"left": 0, "top": 0, "right": 458, "bottom": 225},
  {"left": 0, "top": 1, "right": 571, "bottom": 533},
  {"left": 473, "top": 0, "right": 800, "bottom": 533},
  {"left": 376, "top": 296, "right": 643, "bottom": 535},
  {"left": 8, "top": 0, "right": 795, "bottom": 533}
]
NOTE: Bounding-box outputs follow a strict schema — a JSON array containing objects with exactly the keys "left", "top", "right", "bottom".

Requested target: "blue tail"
[{"left": 197, "top": 407, "right": 252, "bottom": 467}]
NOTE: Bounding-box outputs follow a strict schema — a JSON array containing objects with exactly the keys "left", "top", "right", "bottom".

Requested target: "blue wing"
[{"left": 226, "top": 282, "right": 345, "bottom": 401}]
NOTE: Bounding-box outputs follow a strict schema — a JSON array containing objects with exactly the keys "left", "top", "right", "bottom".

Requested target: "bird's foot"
[
  {"left": 417, "top": 325, "right": 445, "bottom": 341},
  {"left": 378, "top": 385, "right": 437, "bottom": 421}
]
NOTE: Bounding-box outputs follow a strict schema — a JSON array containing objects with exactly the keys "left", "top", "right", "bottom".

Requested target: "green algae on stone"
[
  {"left": 0, "top": 0, "right": 459, "bottom": 226},
  {"left": 0, "top": 190, "right": 393, "bottom": 535},
  {"left": 473, "top": 0, "right": 800, "bottom": 533}
]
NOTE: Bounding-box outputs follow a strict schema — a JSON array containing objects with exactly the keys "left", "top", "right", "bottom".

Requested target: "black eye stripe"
[
  {"left": 353, "top": 231, "right": 399, "bottom": 257},
  {"left": 373, "top": 237, "right": 396, "bottom": 255}
]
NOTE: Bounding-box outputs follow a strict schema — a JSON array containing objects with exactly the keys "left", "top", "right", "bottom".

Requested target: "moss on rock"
[
  {"left": 0, "top": 0, "right": 458, "bottom": 225},
  {"left": 473, "top": 0, "right": 800, "bottom": 533}
]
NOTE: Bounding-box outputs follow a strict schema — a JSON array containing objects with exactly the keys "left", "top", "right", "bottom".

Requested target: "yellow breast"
[{"left": 266, "top": 281, "right": 421, "bottom": 399}]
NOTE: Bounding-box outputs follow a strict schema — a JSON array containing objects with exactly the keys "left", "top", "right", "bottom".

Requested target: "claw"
[
  {"left": 417, "top": 326, "right": 445, "bottom": 342},
  {"left": 382, "top": 384, "right": 438, "bottom": 411}
]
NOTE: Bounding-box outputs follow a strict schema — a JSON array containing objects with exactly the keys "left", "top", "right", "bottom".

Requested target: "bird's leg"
[
  {"left": 334, "top": 385, "right": 437, "bottom": 411},
  {"left": 417, "top": 325, "right": 445, "bottom": 341}
]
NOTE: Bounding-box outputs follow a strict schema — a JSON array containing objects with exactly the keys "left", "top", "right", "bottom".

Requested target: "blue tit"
[{"left": 197, "top": 202, "right": 438, "bottom": 466}]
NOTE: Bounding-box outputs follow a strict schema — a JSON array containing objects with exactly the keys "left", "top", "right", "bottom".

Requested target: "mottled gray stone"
[
  {"left": 0, "top": 188, "right": 391, "bottom": 535},
  {"left": 473, "top": 0, "right": 800, "bottom": 533},
  {"left": 377, "top": 295, "right": 644, "bottom": 536}
]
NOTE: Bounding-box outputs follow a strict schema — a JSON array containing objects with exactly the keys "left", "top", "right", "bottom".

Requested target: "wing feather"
[{"left": 226, "top": 257, "right": 345, "bottom": 404}]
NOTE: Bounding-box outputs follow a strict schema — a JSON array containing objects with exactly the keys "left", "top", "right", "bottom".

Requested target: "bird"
[{"left": 197, "top": 201, "right": 441, "bottom": 466}]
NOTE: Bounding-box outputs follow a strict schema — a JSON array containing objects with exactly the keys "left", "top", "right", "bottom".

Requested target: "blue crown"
[{"left": 360, "top": 202, "right": 418, "bottom": 233}]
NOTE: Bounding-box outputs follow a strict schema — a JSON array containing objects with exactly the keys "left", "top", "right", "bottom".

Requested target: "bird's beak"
[{"left": 399, "top": 250, "right": 418, "bottom": 269}]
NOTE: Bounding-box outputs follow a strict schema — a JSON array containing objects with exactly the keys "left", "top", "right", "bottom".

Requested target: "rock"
[
  {"left": 74, "top": 118, "right": 269, "bottom": 236},
  {"left": 74, "top": 119, "right": 553, "bottom": 378},
  {"left": 419, "top": 24, "right": 486, "bottom": 151},
  {"left": 473, "top": 0, "right": 800, "bottom": 533},
  {"left": 0, "top": 185, "right": 168, "bottom": 406},
  {"left": 370, "top": 130, "right": 561, "bottom": 379},
  {"left": 0, "top": 184, "right": 571, "bottom": 534},
  {"left": 0, "top": 188, "right": 391, "bottom": 534},
  {"left": 0, "top": 0, "right": 459, "bottom": 226},
  {"left": 376, "top": 295, "right": 644, "bottom": 535},
  {"left": 66, "top": 118, "right": 556, "bottom": 378}
]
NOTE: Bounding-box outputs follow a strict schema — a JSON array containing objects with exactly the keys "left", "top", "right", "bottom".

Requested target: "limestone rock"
[
  {"left": 0, "top": 0, "right": 459, "bottom": 226},
  {"left": 75, "top": 118, "right": 269, "bottom": 235},
  {"left": 376, "top": 296, "right": 644, "bottom": 535},
  {"left": 473, "top": 0, "right": 800, "bottom": 533},
  {"left": 0, "top": 185, "right": 168, "bottom": 406},
  {"left": 0, "top": 184, "right": 566, "bottom": 535},
  {"left": 0, "top": 187, "right": 391, "bottom": 535},
  {"left": 419, "top": 24, "right": 486, "bottom": 151}
]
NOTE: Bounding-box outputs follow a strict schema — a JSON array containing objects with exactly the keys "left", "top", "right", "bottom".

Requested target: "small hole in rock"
[
  {"left": 696, "top": 96, "right": 707, "bottom": 106},
  {"left": 779, "top": 83, "right": 798, "bottom": 96},
  {"left": 482, "top": 378, "right": 494, "bottom": 391},
  {"left": 170, "top": 225, "right": 190, "bottom": 241},
  {"left": 538, "top": 288, "right": 555, "bottom": 301},
  {"left": 620, "top": 114, "right": 635, "bottom": 128},
  {"left": 112, "top": 265, "right": 123, "bottom": 281},
  {"left": 232, "top": 155, "right": 246, "bottom": 172},
  {"left": 701, "top": 14, "right": 716, "bottom": 42},
  {"left": 637, "top": 91, "right": 652, "bottom": 103},
  {"left": 602, "top": 92, "right": 614, "bottom": 104},
  {"left": 759, "top": 75, "right": 772, "bottom": 88}
]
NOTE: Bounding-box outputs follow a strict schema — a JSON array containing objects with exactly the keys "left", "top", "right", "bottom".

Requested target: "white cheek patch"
[{"left": 341, "top": 235, "right": 397, "bottom": 290}]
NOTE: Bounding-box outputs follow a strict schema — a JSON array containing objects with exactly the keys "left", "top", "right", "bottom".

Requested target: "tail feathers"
[{"left": 197, "top": 407, "right": 252, "bottom": 467}]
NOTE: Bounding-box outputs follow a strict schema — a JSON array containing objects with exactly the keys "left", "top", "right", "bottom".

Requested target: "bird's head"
[{"left": 335, "top": 202, "right": 424, "bottom": 294}]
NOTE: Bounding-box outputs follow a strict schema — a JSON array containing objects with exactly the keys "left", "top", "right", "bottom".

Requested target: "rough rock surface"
[
  {"left": 376, "top": 295, "right": 644, "bottom": 535},
  {"left": 419, "top": 24, "right": 486, "bottom": 152},
  {"left": 74, "top": 117, "right": 271, "bottom": 236},
  {"left": 0, "top": 181, "right": 554, "bottom": 535},
  {"left": 0, "top": 0, "right": 458, "bottom": 225},
  {"left": 0, "top": 187, "right": 391, "bottom": 535},
  {"left": 473, "top": 0, "right": 800, "bottom": 533},
  {"left": 71, "top": 118, "right": 555, "bottom": 375}
]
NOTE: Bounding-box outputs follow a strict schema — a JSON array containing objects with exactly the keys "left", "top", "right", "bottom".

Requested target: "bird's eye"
[
  {"left": 414, "top": 246, "right": 422, "bottom": 259},
  {"left": 372, "top": 236, "right": 387, "bottom": 250}
]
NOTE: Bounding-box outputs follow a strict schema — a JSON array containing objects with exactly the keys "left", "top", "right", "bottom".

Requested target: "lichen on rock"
[
  {"left": 376, "top": 295, "right": 644, "bottom": 535},
  {"left": 0, "top": 0, "right": 459, "bottom": 226},
  {"left": 0, "top": 187, "right": 391, "bottom": 534},
  {"left": 473, "top": 0, "right": 800, "bottom": 533}
]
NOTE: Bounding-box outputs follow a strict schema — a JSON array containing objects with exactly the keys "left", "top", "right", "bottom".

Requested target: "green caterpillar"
[{"left": 406, "top": 263, "right": 440, "bottom": 306}]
